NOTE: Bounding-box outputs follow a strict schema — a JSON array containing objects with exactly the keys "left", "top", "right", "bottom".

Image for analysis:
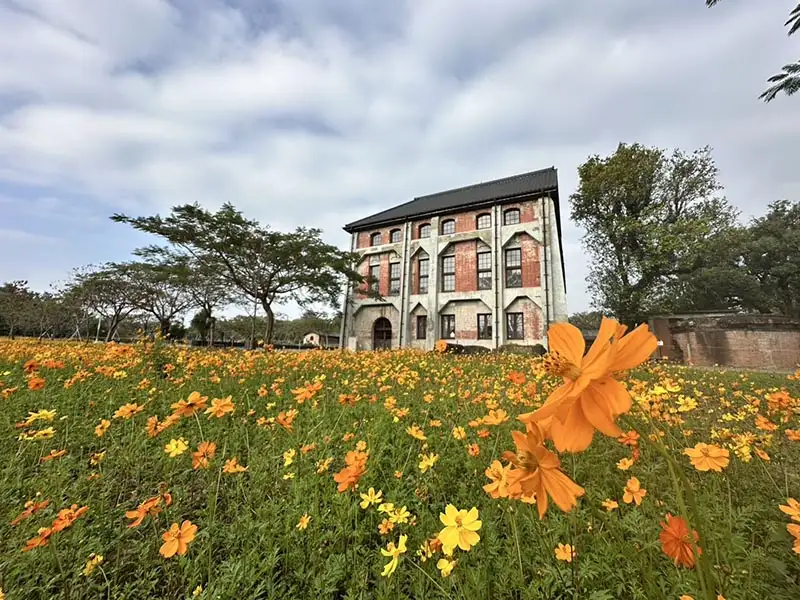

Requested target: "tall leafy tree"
[
  {"left": 570, "top": 143, "right": 738, "bottom": 324},
  {"left": 111, "top": 203, "right": 365, "bottom": 343},
  {"left": 0, "top": 281, "right": 35, "bottom": 338},
  {"left": 707, "top": 1, "right": 800, "bottom": 101},
  {"left": 71, "top": 265, "right": 139, "bottom": 341}
]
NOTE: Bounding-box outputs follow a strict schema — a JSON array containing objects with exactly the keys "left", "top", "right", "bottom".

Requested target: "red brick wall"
[
  {"left": 502, "top": 199, "right": 537, "bottom": 224},
  {"left": 379, "top": 254, "right": 390, "bottom": 297},
  {"left": 519, "top": 234, "right": 541, "bottom": 288},
  {"left": 453, "top": 240, "right": 478, "bottom": 292},
  {"left": 670, "top": 329, "right": 800, "bottom": 371},
  {"left": 356, "top": 226, "right": 403, "bottom": 249},
  {"left": 449, "top": 209, "right": 492, "bottom": 234}
]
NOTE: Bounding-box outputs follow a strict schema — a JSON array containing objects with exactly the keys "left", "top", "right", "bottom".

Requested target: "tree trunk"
[
  {"left": 262, "top": 301, "right": 275, "bottom": 345},
  {"left": 159, "top": 319, "right": 171, "bottom": 338},
  {"left": 8, "top": 323, "right": 15, "bottom": 340}
]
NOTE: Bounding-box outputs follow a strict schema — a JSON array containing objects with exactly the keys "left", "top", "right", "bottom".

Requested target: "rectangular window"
[
  {"left": 441, "top": 255, "right": 455, "bottom": 292},
  {"left": 441, "top": 314, "right": 455, "bottom": 339},
  {"left": 441, "top": 219, "right": 455, "bottom": 235},
  {"left": 505, "top": 248, "right": 522, "bottom": 288},
  {"left": 477, "top": 314, "right": 492, "bottom": 339},
  {"left": 476, "top": 214, "right": 491, "bottom": 229},
  {"left": 477, "top": 251, "right": 492, "bottom": 290},
  {"left": 506, "top": 312, "right": 524, "bottom": 340},
  {"left": 418, "top": 258, "right": 429, "bottom": 294},
  {"left": 504, "top": 209, "right": 521, "bottom": 225},
  {"left": 389, "top": 262, "right": 401, "bottom": 295},
  {"left": 416, "top": 315, "right": 427, "bottom": 339},
  {"left": 390, "top": 229, "right": 402, "bottom": 243},
  {"left": 369, "top": 264, "right": 380, "bottom": 292}
]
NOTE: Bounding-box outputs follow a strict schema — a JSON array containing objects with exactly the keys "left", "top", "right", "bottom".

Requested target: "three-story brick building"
[{"left": 340, "top": 167, "right": 568, "bottom": 350}]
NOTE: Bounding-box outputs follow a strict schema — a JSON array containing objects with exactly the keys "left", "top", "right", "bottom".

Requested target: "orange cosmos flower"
[
  {"left": 684, "top": 443, "right": 730, "bottom": 472},
  {"left": 622, "top": 477, "right": 647, "bottom": 505},
  {"left": 788, "top": 523, "right": 800, "bottom": 554},
  {"left": 21, "top": 527, "right": 53, "bottom": 552},
  {"left": 467, "top": 443, "right": 480, "bottom": 457},
  {"left": 617, "top": 430, "right": 640, "bottom": 446},
  {"left": 125, "top": 497, "right": 163, "bottom": 528},
  {"left": 159, "top": 520, "right": 198, "bottom": 558},
  {"left": 333, "top": 450, "right": 368, "bottom": 492},
  {"left": 223, "top": 457, "right": 247, "bottom": 473},
  {"left": 507, "top": 371, "right": 526, "bottom": 385},
  {"left": 276, "top": 409, "right": 298, "bottom": 432},
  {"left": 503, "top": 423, "right": 585, "bottom": 519},
  {"left": 51, "top": 504, "right": 88, "bottom": 532},
  {"left": 779, "top": 498, "right": 800, "bottom": 522},
  {"left": 483, "top": 460, "right": 510, "bottom": 499},
  {"left": 27, "top": 376, "right": 46, "bottom": 391},
  {"left": 40, "top": 449, "right": 67, "bottom": 463},
  {"left": 192, "top": 441, "right": 216, "bottom": 470},
  {"left": 554, "top": 543, "right": 575, "bottom": 562},
  {"left": 205, "top": 396, "right": 235, "bottom": 418},
  {"left": 171, "top": 392, "right": 208, "bottom": 417},
  {"left": 113, "top": 403, "right": 145, "bottom": 420},
  {"left": 785, "top": 429, "right": 800, "bottom": 441},
  {"left": 659, "top": 513, "right": 701, "bottom": 568},
  {"left": 10, "top": 499, "right": 50, "bottom": 526},
  {"left": 519, "top": 318, "right": 657, "bottom": 453}
]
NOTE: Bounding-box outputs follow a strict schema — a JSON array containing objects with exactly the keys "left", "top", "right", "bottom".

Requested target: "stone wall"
[{"left": 649, "top": 314, "right": 800, "bottom": 371}]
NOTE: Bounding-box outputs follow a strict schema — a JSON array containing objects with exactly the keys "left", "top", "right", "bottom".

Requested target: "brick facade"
[
  {"left": 650, "top": 314, "right": 800, "bottom": 371},
  {"left": 342, "top": 190, "right": 569, "bottom": 351}
]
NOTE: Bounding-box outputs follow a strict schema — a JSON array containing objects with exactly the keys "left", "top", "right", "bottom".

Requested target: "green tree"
[
  {"left": 568, "top": 310, "right": 607, "bottom": 330},
  {"left": 0, "top": 281, "right": 35, "bottom": 338},
  {"left": 707, "top": 1, "right": 800, "bottom": 101},
  {"left": 570, "top": 143, "right": 738, "bottom": 325},
  {"left": 111, "top": 203, "right": 365, "bottom": 343},
  {"left": 71, "top": 265, "right": 139, "bottom": 341}
]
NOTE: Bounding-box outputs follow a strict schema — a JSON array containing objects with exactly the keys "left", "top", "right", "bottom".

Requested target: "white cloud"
[{"left": 1, "top": 0, "right": 799, "bottom": 313}]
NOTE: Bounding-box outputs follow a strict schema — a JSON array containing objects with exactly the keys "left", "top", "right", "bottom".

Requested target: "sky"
[{"left": 1, "top": 0, "right": 799, "bottom": 317}]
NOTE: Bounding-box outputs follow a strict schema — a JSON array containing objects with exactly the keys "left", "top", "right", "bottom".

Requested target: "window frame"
[
  {"left": 503, "top": 209, "right": 521, "bottom": 226},
  {"left": 506, "top": 312, "right": 524, "bottom": 340},
  {"left": 389, "top": 229, "right": 402, "bottom": 243},
  {"left": 441, "top": 314, "right": 455, "bottom": 339},
  {"left": 477, "top": 251, "right": 492, "bottom": 290},
  {"left": 440, "top": 219, "right": 456, "bottom": 235},
  {"left": 370, "top": 232, "right": 382, "bottom": 246},
  {"left": 476, "top": 213, "right": 491, "bottom": 230},
  {"left": 416, "top": 315, "right": 427, "bottom": 340},
  {"left": 389, "top": 262, "right": 401, "bottom": 296},
  {"left": 368, "top": 264, "right": 380, "bottom": 292},
  {"left": 477, "top": 313, "right": 492, "bottom": 339},
  {"left": 418, "top": 257, "right": 429, "bottom": 294},
  {"left": 418, "top": 223, "right": 431, "bottom": 239},
  {"left": 441, "top": 254, "right": 455, "bottom": 292},
  {"left": 505, "top": 247, "right": 522, "bottom": 288}
]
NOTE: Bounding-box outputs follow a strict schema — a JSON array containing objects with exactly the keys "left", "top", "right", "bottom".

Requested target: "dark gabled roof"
[
  {"left": 343, "top": 166, "right": 566, "bottom": 285},
  {"left": 344, "top": 167, "right": 558, "bottom": 232}
]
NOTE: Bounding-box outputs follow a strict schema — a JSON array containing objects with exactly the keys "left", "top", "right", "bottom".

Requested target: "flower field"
[{"left": 1, "top": 328, "right": 799, "bottom": 600}]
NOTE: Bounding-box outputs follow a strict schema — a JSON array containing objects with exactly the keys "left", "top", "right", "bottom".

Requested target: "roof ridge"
[{"left": 413, "top": 167, "right": 555, "bottom": 201}]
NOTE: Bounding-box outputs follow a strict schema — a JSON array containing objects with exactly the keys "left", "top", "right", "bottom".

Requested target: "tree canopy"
[{"left": 111, "top": 203, "right": 364, "bottom": 343}]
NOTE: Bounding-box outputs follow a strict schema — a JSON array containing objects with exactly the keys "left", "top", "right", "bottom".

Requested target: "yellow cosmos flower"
[
  {"left": 164, "top": 438, "right": 189, "bottom": 457},
  {"left": 437, "top": 505, "right": 481, "bottom": 554},
  {"left": 380, "top": 535, "right": 407, "bottom": 578},
  {"left": 359, "top": 487, "right": 383, "bottom": 509}
]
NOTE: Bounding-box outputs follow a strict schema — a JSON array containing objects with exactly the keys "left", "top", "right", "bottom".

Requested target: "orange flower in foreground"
[
  {"left": 125, "top": 497, "right": 163, "bottom": 528},
  {"left": 788, "top": 523, "right": 800, "bottom": 554},
  {"left": 519, "top": 318, "right": 657, "bottom": 453},
  {"left": 684, "top": 443, "right": 730, "bottom": 472},
  {"left": 779, "top": 498, "right": 800, "bottom": 523},
  {"left": 159, "top": 520, "right": 198, "bottom": 558},
  {"left": 192, "top": 441, "right": 217, "bottom": 470},
  {"left": 659, "top": 513, "right": 701, "bottom": 568},
  {"left": 503, "top": 423, "right": 585, "bottom": 519},
  {"left": 114, "top": 403, "right": 145, "bottom": 420},
  {"left": 333, "top": 450, "right": 368, "bottom": 492}
]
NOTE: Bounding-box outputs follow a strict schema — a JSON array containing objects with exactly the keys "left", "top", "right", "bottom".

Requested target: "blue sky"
[{"left": 1, "top": 0, "right": 799, "bottom": 316}]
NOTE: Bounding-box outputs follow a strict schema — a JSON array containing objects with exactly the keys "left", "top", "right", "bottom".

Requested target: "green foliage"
[
  {"left": 570, "top": 143, "right": 737, "bottom": 324},
  {"left": 111, "top": 203, "right": 365, "bottom": 343},
  {"left": 1, "top": 344, "right": 799, "bottom": 599}
]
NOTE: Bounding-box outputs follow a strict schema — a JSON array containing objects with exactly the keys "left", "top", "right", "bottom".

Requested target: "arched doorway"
[{"left": 373, "top": 317, "right": 392, "bottom": 350}]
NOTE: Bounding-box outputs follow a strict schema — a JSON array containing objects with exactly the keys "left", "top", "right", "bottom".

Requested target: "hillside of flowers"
[{"left": 1, "top": 322, "right": 799, "bottom": 599}]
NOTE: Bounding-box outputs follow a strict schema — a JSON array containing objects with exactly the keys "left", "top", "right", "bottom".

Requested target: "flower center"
[
  {"left": 543, "top": 352, "right": 582, "bottom": 380},
  {"left": 516, "top": 449, "right": 540, "bottom": 471},
  {"left": 454, "top": 516, "right": 463, "bottom": 527}
]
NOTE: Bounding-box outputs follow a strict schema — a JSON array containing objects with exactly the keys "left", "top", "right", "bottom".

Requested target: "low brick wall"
[{"left": 649, "top": 314, "right": 800, "bottom": 371}]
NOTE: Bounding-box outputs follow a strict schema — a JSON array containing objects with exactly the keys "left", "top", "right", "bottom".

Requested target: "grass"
[{"left": 0, "top": 337, "right": 798, "bottom": 599}]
